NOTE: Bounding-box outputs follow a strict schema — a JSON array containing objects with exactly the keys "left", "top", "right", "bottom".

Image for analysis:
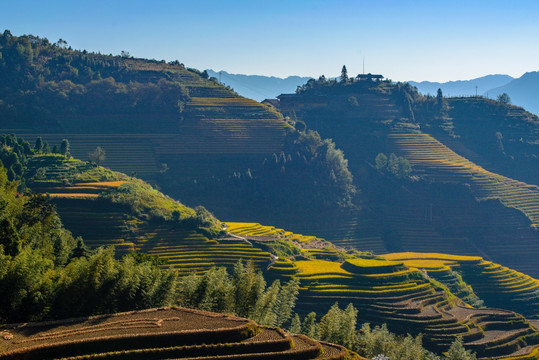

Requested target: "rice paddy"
[
  {"left": 0, "top": 307, "right": 360, "bottom": 360},
  {"left": 383, "top": 253, "right": 539, "bottom": 319},
  {"left": 390, "top": 133, "right": 539, "bottom": 228}
]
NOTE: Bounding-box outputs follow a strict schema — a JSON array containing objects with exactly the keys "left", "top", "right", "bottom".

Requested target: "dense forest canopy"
[{"left": 0, "top": 30, "right": 191, "bottom": 125}]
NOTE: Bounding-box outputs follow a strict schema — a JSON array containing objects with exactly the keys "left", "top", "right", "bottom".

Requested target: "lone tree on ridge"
[
  {"left": 340, "top": 65, "right": 348, "bottom": 83},
  {"left": 89, "top": 146, "right": 106, "bottom": 166},
  {"left": 497, "top": 93, "right": 511, "bottom": 105}
]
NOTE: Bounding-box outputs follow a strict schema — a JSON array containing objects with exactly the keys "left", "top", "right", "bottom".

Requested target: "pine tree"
[
  {"left": 34, "top": 137, "right": 43, "bottom": 153},
  {"left": 437, "top": 88, "right": 443, "bottom": 103},
  {"left": 232, "top": 260, "right": 265, "bottom": 317},
  {"left": 289, "top": 313, "right": 302, "bottom": 333},
  {"left": 302, "top": 312, "right": 318, "bottom": 339},
  {"left": 60, "top": 139, "right": 70, "bottom": 158},
  {"left": 341, "top": 303, "right": 358, "bottom": 348},
  {"left": 319, "top": 302, "right": 343, "bottom": 344},
  {"left": 250, "top": 280, "right": 280, "bottom": 326},
  {"left": 387, "top": 153, "right": 399, "bottom": 176},
  {"left": 375, "top": 153, "right": 388, "bottom": 169},
  {"left": 340, "top": 65, "right": 349, "bottom": 83},
  {"left": 445, "top": 338, "right": 477, "bottom": 360},
  {"left": 273, "top": 278, "right": 300, "bottom": 327}
]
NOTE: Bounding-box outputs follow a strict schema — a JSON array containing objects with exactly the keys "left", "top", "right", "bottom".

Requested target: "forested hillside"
[
  {"left": 0, "top": 30, "right": 355, "bottom": 229},
  {"left": 275, "top": 75, "right": 539, "bottom": 278},
  {"left": 4, "top": 134, "right": 539, "bottom": 358},
  {"left": 0, "top": 164, "right": 176, "bottom": 322}
]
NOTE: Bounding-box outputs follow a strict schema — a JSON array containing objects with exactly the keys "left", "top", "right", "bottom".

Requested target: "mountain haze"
[
  {"left": 211, "top": 70, "right": 539, "bottom": 117},
  {"left": 487, "top": 71, "right": 539, "bottom": 115},
  {"left": 207, "top": 70, "right": 312, "bottom": 101},
  {"left": 408, "top": 74, "right": 514, "bottom": 97}
]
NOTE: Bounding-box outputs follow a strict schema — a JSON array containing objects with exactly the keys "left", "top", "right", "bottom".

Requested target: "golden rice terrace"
[{"left": 0, "top": 307, "right": 360, "bottom": 360}]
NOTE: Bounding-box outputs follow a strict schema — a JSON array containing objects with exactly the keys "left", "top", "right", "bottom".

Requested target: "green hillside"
[
  {"left": 4, "top": 137, "right": 539, "bottom": 358},
  {"left": 21, "top": 152, "right": 277, "bottom": 275},
  {"left": 0, "top": 31, "right": 355, "bottom": 228},
  {"left": 274, "top": 77, "right": 539, "bottom": 278}
]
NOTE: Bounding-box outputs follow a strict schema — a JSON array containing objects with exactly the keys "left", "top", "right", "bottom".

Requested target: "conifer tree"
[
  {"left": 232, "top": 260, "right": 265, "bottom": 317},
  {"left": 250, "top": 280, "right": 280, "bottom": 325},
  {"left": 340, "top": 65, "right": 349, "bottom": 83},
  {"left": 34, "top": 137, "right": 43, "bottom": 153},
  {"left": 445, "top": 338, "right": 477, "bottom": 360},
  {"left": 302, "top": 312, "right": 318, "bottom": 339},
  {"left": 60, "top": 139, "right": 70, "bottom": 158},
  {"left": 289, "top": 313, "right": 302, "bottom": 333},
  {"left": 273, "top": 278, "right": 300, "bottom": 327}
]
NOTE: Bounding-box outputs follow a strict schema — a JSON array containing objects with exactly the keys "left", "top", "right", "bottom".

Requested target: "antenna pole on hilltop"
[
  {"left": 475, "top": 85, "right": 478, "bottom": 97},
  {"left": 363, "top": 57, "right": 365, "bottom": 74}
]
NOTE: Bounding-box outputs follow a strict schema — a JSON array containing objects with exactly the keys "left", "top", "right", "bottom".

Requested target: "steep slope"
[
  {"left": 383, "top": 253, "right": 539, "bottom": 320},
  {"left": 388, "top": 133, "right": 539, "bottom": 275},
  {"left": 23, "top": 153, "right": 274, "bottom": 275},
  {"left": 0, "top": 31, "right": 356, "bottom": 232},
  {"left": 262, "top": 256, "right": 539, "bottom": 359},
  {"left": 0, "top": 31, "right": 285, "bottom": 183},
  {"left": 275, "top": 78, "right": 539, "bottom": 278},
  {"left": 16, "top": 147, "right": 539, "bottom": 358},
  {"left": 0, "top": 307, "right": 361, "bottom": 360},
  {"left": 423, "top": 96, "right": 539, "bottom": 185}
]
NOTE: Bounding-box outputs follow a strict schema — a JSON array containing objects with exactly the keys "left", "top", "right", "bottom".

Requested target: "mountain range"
[
  {"left": 206, "top": 70, "right": 311, "bottom": 103},
  {"left": 208, "top": 70, "right": 539, "bottom": 115}
]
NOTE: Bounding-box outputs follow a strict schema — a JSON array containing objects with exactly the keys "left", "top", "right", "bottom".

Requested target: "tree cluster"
[
  {"left": 290, "top": 303, "right": 477, "bottom": 360},
  {"left": 0, "top": 31, "right": 190, "bottom": 128},
  {"left": 0, "top": 165, "right": 176, "bottom": 322},
  {"left": 245, "top": 130, "right": 356, "bottom": 208},
  {"left": 177, "top": 261, "right": 300, "bottom": 328},
  {"left": 375, "top": 153, "right": 412, "bottom": 179},
  {"left": 0, "top": 134, "right": 73, "bottom": 186}
]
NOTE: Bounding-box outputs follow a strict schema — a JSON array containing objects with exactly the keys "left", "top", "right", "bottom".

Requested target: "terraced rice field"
[
  {"left": 226, "top": 222, "right": 320, "bottom": 244},
  {"left": 279, "top": 257, "right": 539, "bottom": 358},
  {"left": 226, "top": 222, "right": 342, "bottom": 261},
  {"left": 0, "top": 307, "right": 360, "bottom": 360},
  {"left": 36, "top": 181, "right": 128, "bottom": 198},
  {"left": 140, "top": 227, "right": 273, "bottom": 275},
  {"left": 383, "top": 253, "right": 539, "bottom": 319},
  {"left": 53, "top": 200, "right": 274, "bottom": 274},
  {"left": 12, "top": 89, "right": 290, "bottom": 182},
  {"left": 390, "top": 133, "right": 539, "bottom": 228}
]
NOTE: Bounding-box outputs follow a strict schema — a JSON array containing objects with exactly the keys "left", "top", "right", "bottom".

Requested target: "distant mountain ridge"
[
  {"left": 487, "top": 71, "right": 539, "bottom": 115},
  {"left": 207, "top": 70, "right": 311, "bottom": 101},
  {"left": 408, "top": 74, "right": 514, "bottom": 97},
  {"left": 211, "top": 70, "right": 539, "bottom": 116}
]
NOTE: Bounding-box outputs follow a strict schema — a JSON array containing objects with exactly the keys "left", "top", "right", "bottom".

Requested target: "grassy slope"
[
  {"left": 388, "top": 133, "right": 539, "bottom": 276},
  {"left": 277, "top": 80, "right": 539, "bottom": 279},
  {"left": 25, "top": 154, "right": 272, "bottom": 274},
  {"left": 23, "top": 154, "right": 539, "bottom": 358}
]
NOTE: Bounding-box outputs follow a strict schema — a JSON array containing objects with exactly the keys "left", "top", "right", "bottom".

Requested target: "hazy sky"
[{"left": 2, "top": 0, "right": 538, "bottom": 82}]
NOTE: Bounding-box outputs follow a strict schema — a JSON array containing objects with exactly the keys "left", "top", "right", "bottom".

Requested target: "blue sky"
[{"left": 2, "top": 0, "right": 538, "bottom": 81}]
